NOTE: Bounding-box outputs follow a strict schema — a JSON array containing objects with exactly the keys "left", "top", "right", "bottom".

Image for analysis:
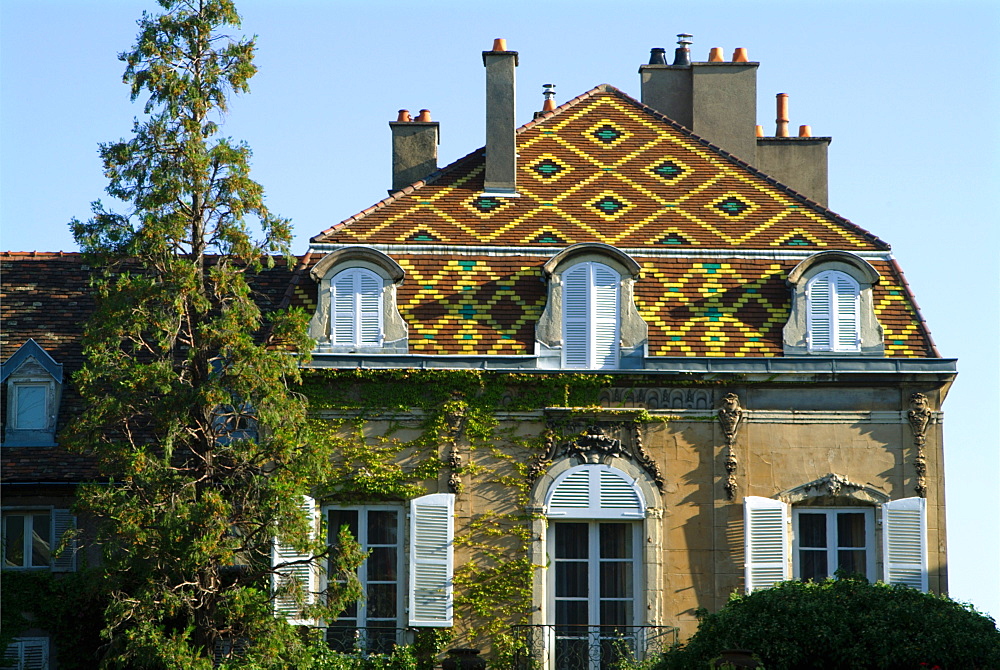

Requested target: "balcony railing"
[
  {"left": 509, "top": 625, "right": 678, "bottom": 670},
  {"left": 325, "top": 626, "right": 409, "bottom": 656}
]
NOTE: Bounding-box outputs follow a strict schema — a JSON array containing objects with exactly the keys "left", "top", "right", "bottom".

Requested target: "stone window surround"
[
  {"left": 308, "top": 246, "right": 408, "bottom": 354},
  {"left": 535, "top": 243, "right": 648, "bottom": 369},
  {"left": 782, "top": 250, "right": 884, "bottom": 356}
]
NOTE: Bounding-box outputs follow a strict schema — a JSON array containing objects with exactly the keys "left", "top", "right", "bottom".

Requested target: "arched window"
[
  {"left": 331, "top": 268, "right": 383, "bottom": 346},
  {"left": 562, "top": 263, "right": 621, "bottom": 369},
  {"left": 806, "top": 270, "right": 859, "bottom": 352}
]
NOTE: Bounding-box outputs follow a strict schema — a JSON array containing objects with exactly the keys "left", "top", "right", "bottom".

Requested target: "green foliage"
[
  {"left": 64, "top": 1, "right": 363, "bottom": 666},
  {"left": 655, "top": 578, "right": 1000, "bottom": 670},
  {"left": 0, "top": 571, "right": 108, "bottom": 670}
]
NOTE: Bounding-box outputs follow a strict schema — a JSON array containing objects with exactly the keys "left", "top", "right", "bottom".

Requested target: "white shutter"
[
  {"left": 546, "top": 465, "right": 645, "bottom": 519},
  {"left": 332, "top": 273, "right": 356, "bottom": 345},
  {"left": 408, "top": 493, "right": 454, "bottom": 627},
  {"left": 3, "top": 638, "right": 49, "bottom": 670},
  {"left": 833, "top": 274, "right": 860, "bottom": 351},
  {"left": 562, "top": 265, "right": 590, "bottom": 368},
  {"left": 358, "top": 272, "right": 383, "bottom": 345},
  {"left": 882, "top": 497, "right": 927, "bottom": 591},
  {"left": 807, "top": 274, "right": 833, "bottom": 351},
  {"left": 744, "top": 496, "right": 789, "bottom": 592},
  {"left": 51, "top": 509, "right": 77, "bottom": 572},
  {"left": 592, "top": 265, "right": 620, "bottom": 370},
  {"left": 272, "top": 496, "right": 318, "bottom": 626}
]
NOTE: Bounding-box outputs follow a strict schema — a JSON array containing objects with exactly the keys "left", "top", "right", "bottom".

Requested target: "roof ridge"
[{"left": 1, "top": 251, "right": 82, "bottom": 258}]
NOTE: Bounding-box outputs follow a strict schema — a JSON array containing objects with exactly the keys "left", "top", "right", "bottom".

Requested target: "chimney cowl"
[
  {"left": 648, "top": 47, "right": 667, "bottom": 65},
  {"left": 672, "top": 33, "right": 692, "bottom": 67}
]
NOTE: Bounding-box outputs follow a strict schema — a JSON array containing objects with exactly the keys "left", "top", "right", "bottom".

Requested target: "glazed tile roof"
[{"left": 303, "top": 86, "right": 936, "bottom": 358}]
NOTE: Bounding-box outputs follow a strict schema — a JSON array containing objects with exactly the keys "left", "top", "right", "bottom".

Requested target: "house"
[{"left": 2, "top": 36, "right": 955, "bottom": 669}]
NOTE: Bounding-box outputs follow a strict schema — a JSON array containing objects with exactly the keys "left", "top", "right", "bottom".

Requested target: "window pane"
[
  {"left": 328, "top": 510, "right": 359, "bottom": 543},
  {"left": 800, "top": 549, "right": 828, "bottom": 581},
  {"left": 31, "top": 514, "right": 51, "bottom": 567},
  {"left": 599, "top": 600, "right": 632, "bottom": 628},
  {"left": 599, "top": 523, "right": 631, "bottom": 559},
  {"left": 367, "top": 583, "right": 397, "bottom": 618},
  {"left": 837, "top": 512, "right": 866, "bottom": 548},
  {"left": 4, "top": 515, "right": 25, "bottom": 567},
  {"left": 600, "top": 561, "right": 633, "bottom": 599},
  {"left": 16, "top": 385, "right": 47, "bottom": 430},
  {"left": 838, "top": 550, "right": 868, "bottom": 578},
  {"left": 368, "top": 510, "right": 397, "bottom": 545},
  {"left": 556, "top": 561, "right": 588, "bottom": 597},
  {"left": 556, "top": 600, "right": 588, "bottom": 628},
  {"left": 556, "top": 523, "right": 589, "bottom": 559},
  {"left": 798, "top": 513, "right": 827, "bottom": 548},
  {"left": 366, "top": 547, "right": 397, "bottom": 582}
]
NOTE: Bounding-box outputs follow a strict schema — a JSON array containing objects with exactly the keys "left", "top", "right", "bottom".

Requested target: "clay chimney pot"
[
  {"left": 492, "top": 37, "right": 507, "bottom": 52},
  {"left": 732, "top": 48, "right": 748, "bottom": 63},
  {"left": 708, "top": 47, "right": 724, "bottom": 62},
  {"left": 775, "top": 93, "right": 790, "bottom": 138},
  {"left": 798, "top": 124, "right": 812, "bottom": 138},
  {"left": 396, "top": 109, "right": 411, "bottom": 123},
  {"left": 755, "top": 125, "right": 764, "bottom": 138},
  {"left": 416, "top": 109, "right": 432, "bottom": 122}
]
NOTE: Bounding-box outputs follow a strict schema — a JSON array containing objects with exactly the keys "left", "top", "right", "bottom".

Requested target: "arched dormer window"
[
  {"left": 806, "top": 271, "right": 860, "bottom": 352},
  {"left": 308, "top": 247, "right": 407, "bottom": 354},
  {"left": 332, "top": 268, "right": 382, "bottom": 346},
  {"left": 535, "top": 244, "right": 647, "bottom": 370},
  {"left": 783, "top": 251, "right": 883, "bottom": 356}
]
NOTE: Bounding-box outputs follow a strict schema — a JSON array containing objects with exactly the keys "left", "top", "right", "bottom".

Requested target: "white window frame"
[
  {"left": 331, "top": 268, "right": 384, "bottom": 347},
  {"left": 323, "top": 504, "right": 406, "bottom": 648},
  {"left": 3, "top": 637, "right": 49, "bottom": 670},
  {"left": 561, "top": 262, "right": 621, "bottom": 370},
  {"left": 792, "top": 507, "right": 876, "bottom": 582},
  {"left": 806, "top": 270, "right": 860, "bottom": 353},
  {"left": 1, "top": 508, "right": 76, "bottom": 572},
  {"left": 10, "top": 383, "right": 50, "bottom": 431}
]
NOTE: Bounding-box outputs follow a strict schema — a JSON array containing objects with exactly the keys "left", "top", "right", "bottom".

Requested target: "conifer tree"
[{"left": 67, "top": 1, "right": 360, "bottom": 666}]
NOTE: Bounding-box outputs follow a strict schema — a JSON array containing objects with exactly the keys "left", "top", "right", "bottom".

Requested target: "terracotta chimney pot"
[
  {"left": 492, "top": 37, "right": 507, "bottom": 52},
  {"left": 416, "top": 109, "right": 432, "bottom": 122},
  {"left": 775, "top": 93, "right": 790, "bottom": 138},
  {"left": 396, "top": 109, "right": 411, "bottom": 123},
  {"left": 798, "top": 124, "right": 812, "bottom": 138},
  {"left": 732, "top": 48, "right": 748, "bottom": 62},
  {"left": 708, "top": 47, "right": 724, "bottom": 62},
  {"left": 755, "top": 125, "right": 764, "bottom": 138}
]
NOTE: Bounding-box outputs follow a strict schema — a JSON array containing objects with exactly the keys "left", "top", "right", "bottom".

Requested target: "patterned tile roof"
[{"left": 303, "top": 86, "right": 936, "bottom": 358}]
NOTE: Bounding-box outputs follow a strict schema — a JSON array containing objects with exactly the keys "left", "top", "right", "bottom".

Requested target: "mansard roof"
[{"left": 301, "top": 85, "right": 936, "bottom": 358}]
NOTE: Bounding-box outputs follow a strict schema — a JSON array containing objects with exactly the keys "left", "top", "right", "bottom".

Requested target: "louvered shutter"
[
  {"left": 272, "top": 496, "right": 318, "bottom": 626},
  {"left": 3, "top": 638, "right": 48, "bottom": 670},
  {"left": 546, "top": 465, "right": 645, "bottom": 519},
  {"left": 563, "top": 265, "right": 590, "bottom": 368},
  {"left": 51, "top": 509, "right": 77, "bottom": 572},
  {"left": 408, "top": 493, "right": 454, "bottom": 627},
  {"left": 744, "top": 496, "right": 789, "bottom": 592},
  {"left": 358, "top": 272, "right": 383, "bottom": 345},
  {"left": 832, "top": 274, "right": 860, "bottom": 351},
  {"left": 592, "top": 265, "right": 620, "bottom": 370},
  {"left": 882, "top": 497, "right": 927, "bottom": 591},
  {"left": 807, "top": 274, "right": 833, "bottom": 351},
  {"left": 332, "top": 273, "right": 357, "bottom": 345}
]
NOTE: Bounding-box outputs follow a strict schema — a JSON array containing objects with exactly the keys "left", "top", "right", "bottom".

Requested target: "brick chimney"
[
  {"left": 482, "top": 38, "right": 519, "bottom": 196},
  {"left": 389, "top": 109, "right": 439, "bottom": 193},
  {"left": 639, "top": 34, "right": 758, "bottom": 163}
]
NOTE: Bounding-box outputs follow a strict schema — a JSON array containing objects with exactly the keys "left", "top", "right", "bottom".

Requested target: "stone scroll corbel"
[
  {"left": 907, "top": 393, "right": 932, "bottom": 498},
  {"left": 717, "top": 393, "right": 743, "bottom": 500}
]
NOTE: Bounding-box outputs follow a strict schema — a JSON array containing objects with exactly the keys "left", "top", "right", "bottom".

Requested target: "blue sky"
[{"left": 2, "top": 0, "right": 998, "bottom": 621}]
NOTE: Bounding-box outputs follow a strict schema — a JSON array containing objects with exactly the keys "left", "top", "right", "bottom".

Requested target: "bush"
[{"left": 656, "top": 578, "right": 1000, "bottom": 670}]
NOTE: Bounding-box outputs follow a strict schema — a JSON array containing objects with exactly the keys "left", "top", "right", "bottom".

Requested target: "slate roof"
[{"left": 302, "top": 85, "right": 937, "bottom": 358}]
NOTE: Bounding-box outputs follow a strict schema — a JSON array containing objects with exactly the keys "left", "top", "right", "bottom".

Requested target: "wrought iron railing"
[
  {"left": 509, "top": 624, "right": 678, "bottom": 670},
  {"left": 325, "top": 626, "right": 409, "bottom": 656}
]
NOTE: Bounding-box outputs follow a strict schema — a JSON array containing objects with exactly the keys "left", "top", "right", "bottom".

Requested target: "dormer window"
[
  {"left": 332, "top": 268, "right": 383, "bottom": 346},
  {"left": 307, "top": 247, "right": 408, "bottom": 354},
  {"left": 806, "top": 270, "right": 860, "bottom": 352},
  {"left": 783, "top": 251, "right": 883, "bottom": 356},
  {"left": 536, "top": 244, "right": 647, "bottom": 370},
  {"left": 2, "top": 340, "right": 63, "bottom": 446}
]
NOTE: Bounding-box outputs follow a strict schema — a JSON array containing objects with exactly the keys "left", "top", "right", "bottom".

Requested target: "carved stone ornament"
[
  {"left": 717, "top": 393, "right": 743, "bottom": 500},
  {"left": 529, "top": 419, "right": 664, "bottom": 490},
  {"left": 907, "top": 393, "right": 933, "bottom": 498},
  {"left": 801, "top": 473, "right": 866, "bottom": 498},
  {"left": 599, "top": 387, "right": 713, "bottom": 410}
]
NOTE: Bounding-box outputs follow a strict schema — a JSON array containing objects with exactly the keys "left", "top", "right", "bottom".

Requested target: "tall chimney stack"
[
  {"left": 482, "top": 38, "right": 519, "bottom": 196},
  {"left": 389, "top": 109, "right": 439, "bottom": 193}
]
